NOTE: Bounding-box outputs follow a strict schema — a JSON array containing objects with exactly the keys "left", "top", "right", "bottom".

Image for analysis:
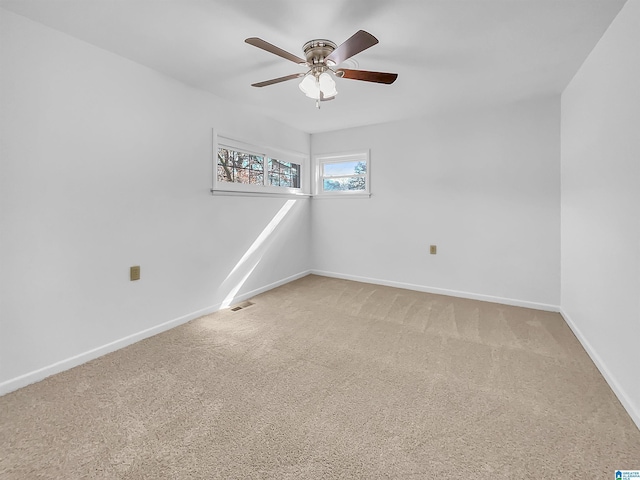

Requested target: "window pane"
[
  {"left": 249, "top": 170, "right": 263, "bottom": 185},
  {"left": 323, "top": 176, "right": 366, "bottom": 192},
  {"left": 250, "top": 157, "right": 263, "bottom": 170},
  {"left": 323, "top": 161, "right": 366, "bottom": 177},
  {"left": 268, "top": 158, "right": 301, "bottom": 188},
  {"left": 235, "top": 168, "right": 250, "bottom": 184},
  {"left": 280, "top": 175, "right": 292, "bottom": 187},
  {"left": 218, "top": 148, "right": 264, "bottom": 184},
  {"left": 217, "top": 164, "right": 233, "bottom": 183},
  {"left": 235, "top": 153, "right": 250, "bottom": 169},
  {"left": 217, "top": 149, "right": 232, "bottom": 182},
  {"left": 291, "top": 164, "right": 300, "bottom": 188}
]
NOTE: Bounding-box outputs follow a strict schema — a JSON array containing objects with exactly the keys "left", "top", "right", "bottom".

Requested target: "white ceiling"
[{"left": 0, "top": 0, "right": 626, "bottom": 133}]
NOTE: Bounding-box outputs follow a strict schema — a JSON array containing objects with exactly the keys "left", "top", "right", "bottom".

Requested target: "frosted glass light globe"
[{"left": 299, "top": 73, "right": 338, "bottom": 100}]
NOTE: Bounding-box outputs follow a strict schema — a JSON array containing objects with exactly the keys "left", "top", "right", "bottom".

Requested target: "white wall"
[
  {"left": 0, "top": 9, "right": 311, "bottom": 392},
  {"left": 311, "top": 97, "right": 561, "bottom": 309},
  {"left": 7, "top": 4, "right": 637, "bottom": 436},
  {"left": 561, "top": 0, "right": 640, "bottom": 428}
]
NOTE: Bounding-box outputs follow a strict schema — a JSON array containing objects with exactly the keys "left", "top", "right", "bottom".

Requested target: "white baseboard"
[
  {"left": 0, "top": 269, "right": 311, "bottom": 397},
  {"left": 311, "top": 270, "right": 560, "bottom": 312},
  {"left": 0, "top": 304, "right": 219, "bottom": 396},
  {"left": 559, "top": 308, "right": 640, "bottom": 431}
]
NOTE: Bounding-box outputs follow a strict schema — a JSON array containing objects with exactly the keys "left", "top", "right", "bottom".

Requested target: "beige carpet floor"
[{"left": 1, "top": 275, "right": 639, "bottom": 479}]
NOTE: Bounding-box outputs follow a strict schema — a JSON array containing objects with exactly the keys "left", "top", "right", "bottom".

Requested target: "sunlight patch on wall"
[{"left": 220, "top": 199, "right": 297, "bottom": 309}]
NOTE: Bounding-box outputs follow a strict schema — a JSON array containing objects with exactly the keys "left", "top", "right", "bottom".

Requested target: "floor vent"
[{"left": 230, "top": 301, "right": 254, "bottom": 312}]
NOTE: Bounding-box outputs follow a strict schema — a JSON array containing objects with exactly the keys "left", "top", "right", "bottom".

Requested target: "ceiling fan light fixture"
[
  {"left": 319, "top": 72, "right": 337, "bottom": 98},
  {"left": 298, "top": 74, "right": 316, "bottom": 98},
  {"left": 299, "top": 72, "right": 337, "bottom": 100}
]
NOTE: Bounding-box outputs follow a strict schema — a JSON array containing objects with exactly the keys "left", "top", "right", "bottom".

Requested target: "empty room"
[{"left": 1, "top": 0, "right": 639, "bottom": 478}]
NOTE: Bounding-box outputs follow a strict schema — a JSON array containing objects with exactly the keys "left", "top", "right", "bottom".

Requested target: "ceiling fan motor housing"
[{"left": 302, "top": 40, "right": 337, "bottom": 70}]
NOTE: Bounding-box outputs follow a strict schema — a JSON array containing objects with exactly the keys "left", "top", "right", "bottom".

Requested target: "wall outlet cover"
[{"left": 130, "top": 266, "right": 141, "bottom": 281}]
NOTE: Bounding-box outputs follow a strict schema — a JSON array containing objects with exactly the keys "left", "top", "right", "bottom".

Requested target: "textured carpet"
[{"left": 1, "top": 275, "right": 639, "bottom": 479}]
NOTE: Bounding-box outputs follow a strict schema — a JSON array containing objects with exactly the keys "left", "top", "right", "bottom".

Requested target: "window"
[
  {"left": 315, "top": 151, "right": 370, "bottom": 196},
  {"left": 217, "top": 148, "right": 265, "bottom": 185},
  {"left": 268, "top": 159, "right": 301, "bottom": 188},
  {"left": 213, "top": 133, "right": 307, "bottom": 195}
]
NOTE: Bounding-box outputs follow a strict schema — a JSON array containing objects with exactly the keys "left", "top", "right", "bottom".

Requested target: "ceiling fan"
[{"left": 245, "top": 30, "right": 398, "bottom": 108}]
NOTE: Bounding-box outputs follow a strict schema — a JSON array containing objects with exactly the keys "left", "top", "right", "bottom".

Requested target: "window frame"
[
  {"left": 314, "top": 150, "right": 371, "bottom": 197},
  {"left": 212, "top": 131, "right": 309, "bottom": 196}
]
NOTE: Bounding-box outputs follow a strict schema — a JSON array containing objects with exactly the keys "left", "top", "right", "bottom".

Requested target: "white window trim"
[
  {"left": 313, "top": 150, "right": 371, "bottom": 198},
  {"left": 212, "top": 130, "right": 310, "bottom": 196}
]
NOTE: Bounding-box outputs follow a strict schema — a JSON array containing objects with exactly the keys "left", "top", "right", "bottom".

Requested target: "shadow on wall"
[{"left": 218, "top": 199, "right": 298, "bottom": 309}]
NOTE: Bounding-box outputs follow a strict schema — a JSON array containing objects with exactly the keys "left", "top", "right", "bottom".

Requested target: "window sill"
[
  {"left": 211, "top": 189, "right": 311, "bottom": 199},
  {"left": 312, "top": 193, "right": 372, "bottom": 199}
]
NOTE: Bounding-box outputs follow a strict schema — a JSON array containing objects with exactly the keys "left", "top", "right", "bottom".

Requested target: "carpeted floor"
[{"left": 1, "top": 275, "right": 639, "bottom": 478}]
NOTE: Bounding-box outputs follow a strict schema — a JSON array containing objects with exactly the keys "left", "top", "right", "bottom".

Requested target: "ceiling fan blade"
[
  {"left": 336, "top": 69, "right": 398, "bottom": 84},
  {"left": 251, "top": 73, "right": 305, "bottom": 88},
  {"left": 326, "top": 30, "right": 378, "bottom": 65},
  {"left": 245, "top": 37, "right": 306, "bottom": 65}
]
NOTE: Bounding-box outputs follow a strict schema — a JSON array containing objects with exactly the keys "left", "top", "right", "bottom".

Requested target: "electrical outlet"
[
  {"left": 130, "top": 266, "right": 140, "bottom": 281},
  {"left": 430, "top": 245, "right": 437, "bottom": 255}
]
